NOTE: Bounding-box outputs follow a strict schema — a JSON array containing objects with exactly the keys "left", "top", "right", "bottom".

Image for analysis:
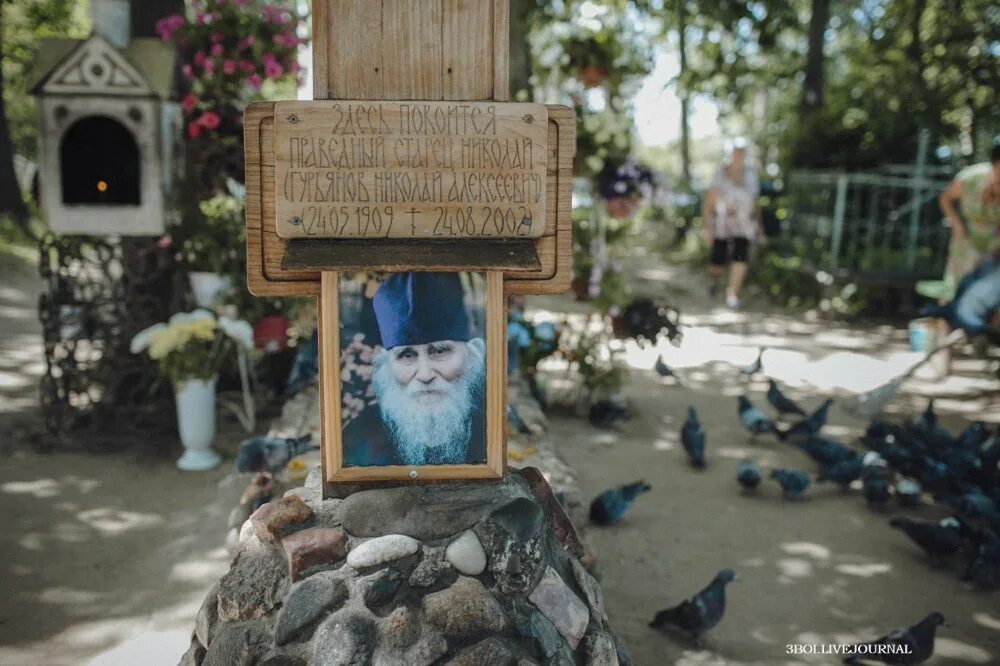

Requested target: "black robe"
[{"left": 341, "top": 402, "right": 487, "bottom": 467}]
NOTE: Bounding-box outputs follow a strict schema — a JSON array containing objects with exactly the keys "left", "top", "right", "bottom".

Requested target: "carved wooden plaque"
[{"left": 274, "top": 100, "right": 548, "bottom": 240}]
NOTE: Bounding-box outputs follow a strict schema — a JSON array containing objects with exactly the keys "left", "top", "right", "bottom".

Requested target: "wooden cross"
[{"left": 244, "top": 0, "right": 574, "bottom": 495}]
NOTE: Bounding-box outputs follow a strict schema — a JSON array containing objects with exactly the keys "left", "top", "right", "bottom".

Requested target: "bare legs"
[{"left": 727, "top": 261, "right": 748, "bottom": 307}]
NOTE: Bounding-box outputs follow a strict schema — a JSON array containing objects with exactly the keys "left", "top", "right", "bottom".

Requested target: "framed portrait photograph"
[{"left": 319, "top": 271, "right": 505, "bottom": 482}]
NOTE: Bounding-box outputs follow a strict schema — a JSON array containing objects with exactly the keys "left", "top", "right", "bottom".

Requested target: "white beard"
[{"left": 371, "top": 338, "right": 486, "bottom": 465}]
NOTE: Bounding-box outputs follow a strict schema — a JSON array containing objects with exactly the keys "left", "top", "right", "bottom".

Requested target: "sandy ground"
[
  {"left": 534, "top": 248, "right": 1000, "bottom": 665},
  {"left": 1, "top": 239, "right": 999, "bottom": 665}
]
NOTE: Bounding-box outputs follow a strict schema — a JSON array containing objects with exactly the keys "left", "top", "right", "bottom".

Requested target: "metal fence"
[{"left": 783, "top": 170, "right": 953, "bottom": 283}]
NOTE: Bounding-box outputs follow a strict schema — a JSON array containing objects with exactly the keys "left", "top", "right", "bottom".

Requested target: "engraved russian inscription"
[{"left": 274, "top": 101, "right": 548, "bottom": 239}]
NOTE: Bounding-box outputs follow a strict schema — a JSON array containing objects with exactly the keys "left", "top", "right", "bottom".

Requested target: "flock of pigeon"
[{"left": 585, "top": 351, "right": 1000, "bottom": 664}]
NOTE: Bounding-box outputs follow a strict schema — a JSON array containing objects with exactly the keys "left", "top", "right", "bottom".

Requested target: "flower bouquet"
[{"left": 132, "top": 310, "right": 254, "bottom": 470}]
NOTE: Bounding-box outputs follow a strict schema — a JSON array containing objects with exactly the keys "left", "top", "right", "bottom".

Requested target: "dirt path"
[{"left": 535, "top": 248, "right": 1000, "bottom": 665}]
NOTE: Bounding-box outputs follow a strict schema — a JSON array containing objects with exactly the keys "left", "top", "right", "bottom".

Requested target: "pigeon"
[
  {"left": 843, "top": 611, "right": 945, "bottom": 665},
  {"left": 649, "top": 569, "right": 735, "bottom": 646},
  {"left": 771, "top": 469, "right": 811, "bottom": 499},
  {"left": 589, "top": 480, "right": 652, "bottom": 525},
  {"left": 794, "top": 436, "right": 856, "bottom": 467},
  {"left": 817, "top": 458, "right": 864, "bottom": 489},
  {"left": 862, "top": 464, "right": 893, "bottom": 509},
  {"left": 736, "top": 461, "right": 762, "bottom": 491},
  {"left": 889, "top": 516, "right": 963, "bottom": 564},
  {"left": 963, "top": 524, "right": 1000, "bottom": 590},
  {"left": 766, "top": 379, "right": 806, "bottom": 416},
  {"left": 738, "top": 396, "right": 775, "bottom": 436},
  {"left": 235, "top": 434, "right": 316, "bottom": 474},
  {"left": 779, "top": 399, "right": 833, "bottom": 441},
  {"left": 895, "top": 478, "right": 923, "bottom": 507},
  {"left": 681, "top": 406, "right": 706, "bottom": 468},
  {"left": 589, "top": 397, "right": 630, "bottom": 429},
  {"left": 739, "top": 348, "right": 764, "bottom": 378},
  {"left": 955, "top": 421, "right": 989, "bottom": 451},
  {"left": 654, "top": 355, "right": 674, "bottom": 378},
  {"left": 948, "top": 491, "right": 1000, "bottom": 528}
]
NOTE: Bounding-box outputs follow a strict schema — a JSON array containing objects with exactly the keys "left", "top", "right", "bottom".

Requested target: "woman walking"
[{"left": 702, "top": 139, "right": 761, "bottom": 309}]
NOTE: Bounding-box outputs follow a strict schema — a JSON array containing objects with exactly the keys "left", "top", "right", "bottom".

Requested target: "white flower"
[
  {"left": 219, "top": 316, "right": 255, "bottom": 349},
  {"left": 130, "top": 323, "right": 166, "bottom": 354},
  {"left": 168, "top": 309, "right": 216, "bottom": 327}
]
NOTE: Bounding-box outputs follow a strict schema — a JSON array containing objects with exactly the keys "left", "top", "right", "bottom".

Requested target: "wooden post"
[{"left": 310, "top": 0, "right": 511, "bottom": 496}]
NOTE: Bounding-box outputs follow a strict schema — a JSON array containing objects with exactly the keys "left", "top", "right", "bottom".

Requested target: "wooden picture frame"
[{"left": 320, "top": 271, "right": 505, "bottom": 483}]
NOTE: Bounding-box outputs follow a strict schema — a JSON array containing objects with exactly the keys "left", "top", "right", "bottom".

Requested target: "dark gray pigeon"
[
  {"left": 818, "top": 458, "right": 864, "bottom": 489},
  {"left": 779, "top": 398, "right": 833, "bottom": 441},
  {"left": 767, "top": 379, "right": 806, "bottom": 416},
  {"left": 738, "top": 395, "right": 775, "bottom": 436},
  {"left": 794, "top": 435, "right": 856, "bottom": 467},
  {"left": 681, "top": 405, "right": 706, "bottom": 468},
  {"left": 771, "top": 469, "right": 811, "bottom": 499},
  {"left": 889, "top": 516, "right": 963, "bottom": 564},
  {"left": 236, "top": 434, "right": 316, "bottom": 474},
  {"left": 649, "top": 569, "right": 735, "bottom": 646},
  {"left": 737, "top": 461, "right": 762, "bottom": 491},
  {"left": 590, "top": 480, "right": 652, "bottom": 525},
  {"left": 843, "top": 611, "right": 945, "bottom": 664}
]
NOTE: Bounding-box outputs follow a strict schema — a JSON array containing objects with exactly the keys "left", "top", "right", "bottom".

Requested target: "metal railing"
[{"left": 783, "top": 170, "right": 953, "bottom": 282}]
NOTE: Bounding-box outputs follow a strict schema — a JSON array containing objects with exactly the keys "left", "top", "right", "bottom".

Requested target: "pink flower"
[
  {"left": 239, "top": 60, "right": 254, "bottom": 74},
  {"left": 156, "top": 235, "right": 172, "bottom": 249},
  {"left": 181, "top": 64, "right": 194, "bottom": 79},
  {"left": 264, "top": 60, "right": 284, "bottom": 79},
  {"left": 273, "top": 32, "right": 299, "bottom": 48},
  {"left": 181, "top": 93, "right": 199, "bottom": 113},
  {"left": 261, "top": 53, "right": 277, "bottom": 67},
  {"left": 288, "top": 61, "right": 301, "bottom": 73},
  {"left": 246, "top": 74, "right": 262, "bottom": 91},
  {"left": 197, "top": 111, "right": 221, "bottom": 130},
  {"left": 222, "top": 59, "right": 237, "bottom": 75},
  {"left": 210, "top": 43, "right": 224, "bottom": 57},
  {"left": 187, "top": 121, "right": 203, "bottom": 139},
  {"left": 155, "top": 15, "right": 185, "bottom": 41},
  {"left": 238, "top": 35, "right": 255, "bottom": 52},
  {"left": 193, "top": 51, "right": 207, "bottom": 67}
]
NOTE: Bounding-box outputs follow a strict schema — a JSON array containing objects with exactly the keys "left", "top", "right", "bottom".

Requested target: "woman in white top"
[{"left": 701, "top": 139, "right": 761, "bottom": 309}]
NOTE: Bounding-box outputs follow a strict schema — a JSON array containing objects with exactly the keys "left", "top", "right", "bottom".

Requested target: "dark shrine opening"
[{"left": 60, "top": 116, "right": 141, "bottom": 205}]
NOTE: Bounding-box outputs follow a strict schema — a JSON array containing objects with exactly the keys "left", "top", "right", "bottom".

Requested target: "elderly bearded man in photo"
[{"left": 342, "top": 272, "right": 487, "bottom": 467}]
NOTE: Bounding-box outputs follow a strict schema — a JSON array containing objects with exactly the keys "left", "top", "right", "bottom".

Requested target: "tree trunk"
[
  {"left": 802, "top": 0, "right": 829, "bottom": 110},
  {"left": 0, "top": 5, "right": 30, "bottom": 225},
  {"left": 677, "top": 0, "right": 691, "bottom": 189}
]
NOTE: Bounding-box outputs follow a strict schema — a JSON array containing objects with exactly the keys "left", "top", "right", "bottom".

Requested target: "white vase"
[
  {"left": 175, "top": 377, "right": 221, "bottom": 471},
  {"left": 188, "top": 272, "right": 233, "bottom": 308}
]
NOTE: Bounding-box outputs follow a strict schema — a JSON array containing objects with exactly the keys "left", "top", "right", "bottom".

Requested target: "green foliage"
[
  {"left": 175, "top": 190, "right": 245, "bottom": 275},
  {"left": 564, "top": 323, "right": 629, "bottom": 399},
  {"left": 1, "top": 0, "right": 88, "bottom": 157}
]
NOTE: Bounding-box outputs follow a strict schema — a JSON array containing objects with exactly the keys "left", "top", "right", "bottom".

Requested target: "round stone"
[
  {"left": 346, "top": 534, "right": 420, "bottom": 569},
  {"left": 445, "top": 530, "right": 487, "bottom": 576}
]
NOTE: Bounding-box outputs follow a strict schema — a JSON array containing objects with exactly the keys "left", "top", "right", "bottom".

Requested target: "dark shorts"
[{"left": 710, "top": 237, "right": 750, "bottom": 266}]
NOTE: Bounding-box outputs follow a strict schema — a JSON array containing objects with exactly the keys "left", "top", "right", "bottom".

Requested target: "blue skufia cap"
[{"left": 373, "top": 272, "right": 471, "bottom": 349}]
